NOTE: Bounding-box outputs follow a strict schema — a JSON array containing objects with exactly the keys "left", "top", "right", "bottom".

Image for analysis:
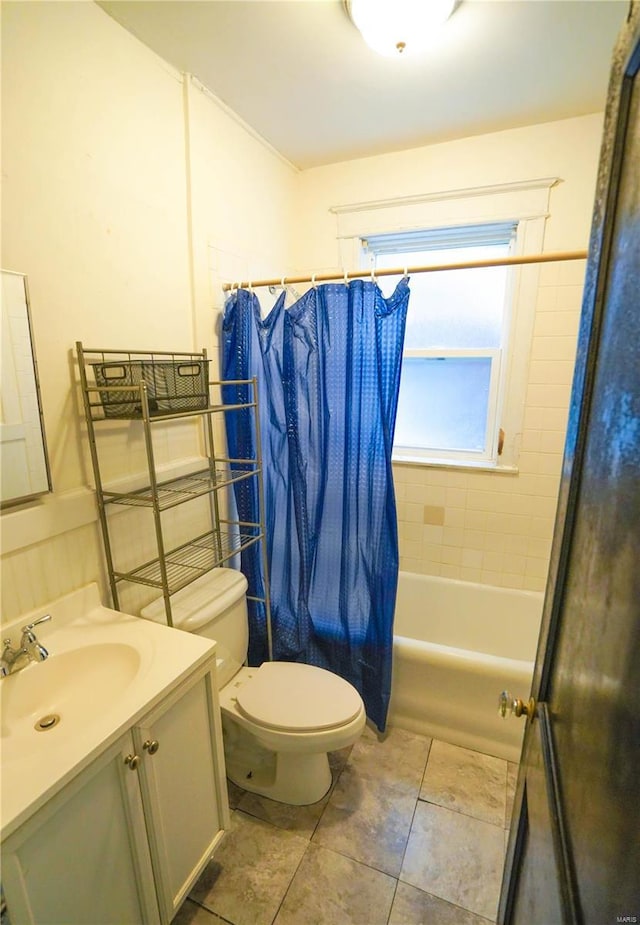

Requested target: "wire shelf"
[
  {"left": 104, "top": 464, "right": 259, "bottom": 511},
  {"left": 113, "top": 528, "right": 261, "bottom": 595}
]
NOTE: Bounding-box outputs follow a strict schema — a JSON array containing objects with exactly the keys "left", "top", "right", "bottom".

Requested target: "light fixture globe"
[{"left": 345, "top": 0, "right": 457, "bottom": 57}]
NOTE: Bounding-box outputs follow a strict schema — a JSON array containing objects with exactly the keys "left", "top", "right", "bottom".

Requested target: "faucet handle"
[
  {"left": 21, "top": 614, "right": 52, "bottom": 636},
  {"left": 1, "top": 639, "right": 17, "bottom": 670}
]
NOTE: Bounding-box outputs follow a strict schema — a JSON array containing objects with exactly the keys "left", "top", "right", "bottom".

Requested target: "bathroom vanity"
[{"left": 0, "top": 584, "right": 230, "bottom": 925}]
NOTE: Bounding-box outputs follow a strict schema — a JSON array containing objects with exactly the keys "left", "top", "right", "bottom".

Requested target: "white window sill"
[{"left": 392, "top": 453, "right": 519, "bottom": 475}]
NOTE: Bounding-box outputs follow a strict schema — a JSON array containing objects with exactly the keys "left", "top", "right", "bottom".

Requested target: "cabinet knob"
[
  {"left": 143, "top": 739, "right": 160, "bottom": 755},
  {"left": 124, "top": 754, "right": 140, "bottom": 770}
]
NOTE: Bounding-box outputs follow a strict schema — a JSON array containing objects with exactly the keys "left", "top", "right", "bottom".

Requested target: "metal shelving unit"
[{"left": 76, "top": 342, "right": 272, "bottom": 655}]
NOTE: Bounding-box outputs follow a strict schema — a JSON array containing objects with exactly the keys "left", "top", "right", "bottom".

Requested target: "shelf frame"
[{"left": 76, "top": 342, "right": 273, "bottom": 657}]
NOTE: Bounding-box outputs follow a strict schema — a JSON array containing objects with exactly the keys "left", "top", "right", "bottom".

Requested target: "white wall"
[
  {"left": 0, "top": 1, "right": 296, "bottom": 624},
  {"left": 185, "top": 76, "right": 298, "bottom": 374},
  {"left": 2, "top": 1, "right": 192, "bottom": 494},
  {"left": 294, "top": 115, "right": 601, "bottom": 271},
  {"left": 293, "top": 115, "right": 603, "bottom": 590},
  {"left": 0, "top": 0, "right": 604, "bottom": 622}
]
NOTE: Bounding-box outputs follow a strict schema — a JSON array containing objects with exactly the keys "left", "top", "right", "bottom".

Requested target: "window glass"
[
  {"left": 394, "top": 356, "right": 493, "bottom": 452},
  {"left": 366, "top": 223, "right": 516, "bottom": 462},
  {"left": 375, "top": 243, "right": 510, "bottom": 349}
]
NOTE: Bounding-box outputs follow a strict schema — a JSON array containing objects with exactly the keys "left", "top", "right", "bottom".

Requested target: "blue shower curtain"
[{"left": 222, "top": 278, "right": 409, "bottom": 732}]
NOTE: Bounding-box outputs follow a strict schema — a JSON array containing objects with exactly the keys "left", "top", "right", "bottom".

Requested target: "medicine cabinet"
[{"left": 1, "top": 270, "right": 52, "bottom": 506}]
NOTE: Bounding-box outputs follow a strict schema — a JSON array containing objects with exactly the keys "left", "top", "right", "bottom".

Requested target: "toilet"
[{"left": 141, "top": 568, "right": 366, "bottom": 805}]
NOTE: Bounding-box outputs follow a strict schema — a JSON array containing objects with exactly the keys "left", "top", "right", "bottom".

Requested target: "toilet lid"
[{"left": 235, "top": 662, "right": 363, "bottom": 732}]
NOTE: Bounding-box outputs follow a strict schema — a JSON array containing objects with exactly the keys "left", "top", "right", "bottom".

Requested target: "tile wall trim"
[
  {"left": 1, "top": 488, "right": 96, "bottom": 555},
  {"left": 1, "top": 456, "right": 208, "bottom": 555}
]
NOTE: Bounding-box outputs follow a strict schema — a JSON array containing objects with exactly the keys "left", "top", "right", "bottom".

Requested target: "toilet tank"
[{"left": 140, "top": 568, "right": 249, "bottom": 688}]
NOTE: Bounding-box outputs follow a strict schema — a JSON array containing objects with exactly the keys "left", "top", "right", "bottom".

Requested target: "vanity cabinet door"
[
  {"left": 2, "top": 733, "right": 160, "bottom": 925},
  {"left": 133, "top": 666, "right": 229, "bottom": 924}
]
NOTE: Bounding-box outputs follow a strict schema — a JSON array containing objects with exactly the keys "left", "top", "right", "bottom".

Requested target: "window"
[{"left": 364, "top": 222, "right": 519, "bottom": 466}]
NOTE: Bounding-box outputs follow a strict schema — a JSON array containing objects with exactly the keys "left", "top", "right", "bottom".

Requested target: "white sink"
[
  {"left": 0, "top": 583, "right": 216, "bottom": 841},
  {"left": 0, "top": 643, "right": 141, "bottom": 749}
]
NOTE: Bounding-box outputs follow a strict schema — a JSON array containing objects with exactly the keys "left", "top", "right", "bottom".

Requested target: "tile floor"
[{"left": 173, "top": 727, "right": 519, "bottom": 925}]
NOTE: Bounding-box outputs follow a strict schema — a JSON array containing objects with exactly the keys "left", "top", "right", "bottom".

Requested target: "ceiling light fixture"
[{"left": 345, "top": 0, "right": 458, "bottom": 58}]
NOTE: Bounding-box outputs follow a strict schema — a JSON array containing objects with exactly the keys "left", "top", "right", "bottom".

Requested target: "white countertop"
[{"left": 0, "top": 583, "right": 216, "bottom": 840}]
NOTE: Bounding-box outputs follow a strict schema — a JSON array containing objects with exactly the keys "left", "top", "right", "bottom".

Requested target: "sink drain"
[{"left": 35, "top": 713, "right": 60, "bottom": 731}]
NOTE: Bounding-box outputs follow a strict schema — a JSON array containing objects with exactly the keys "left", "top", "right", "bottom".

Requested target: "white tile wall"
[
  {"left": 0, "top": 523, "right": 105, "bottom": 626},
  {"left": 395, "top": 266, "right": 585, "bottom": 591}
]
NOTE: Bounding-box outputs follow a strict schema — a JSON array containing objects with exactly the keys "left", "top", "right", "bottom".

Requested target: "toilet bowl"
[
  {"left": 220, "top": 661, "right": 365, "bottom": 803},
  {"left": 141, "top": 569, "right": 366, "bottom": 805}
]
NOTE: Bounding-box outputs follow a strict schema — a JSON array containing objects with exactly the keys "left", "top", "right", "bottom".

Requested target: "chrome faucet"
[{"left": 0, "top": 614, "right": 51, "bottom": 677}]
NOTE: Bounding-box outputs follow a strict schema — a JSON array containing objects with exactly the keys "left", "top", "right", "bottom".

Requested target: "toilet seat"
[{"left": 235, "top": 661, "right": 362, "bottom": 732}]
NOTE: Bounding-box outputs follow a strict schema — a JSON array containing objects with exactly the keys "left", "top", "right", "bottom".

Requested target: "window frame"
[
  {"left": 354, "top": 213, "right": 546, "bottom": 470},
  {"left": 364, "top": 222, "right": 516, "bottom": 466},
  {"left": 334, "top": 180, "right": 556, "bottom": 472},
  {"left": 393, "top": 347, "right": 503, "bottom": 464}
]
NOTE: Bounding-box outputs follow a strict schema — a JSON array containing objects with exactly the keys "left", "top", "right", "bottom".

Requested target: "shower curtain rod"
[{"left": 221, "top": 249, "right": 588, "bottom": 292}]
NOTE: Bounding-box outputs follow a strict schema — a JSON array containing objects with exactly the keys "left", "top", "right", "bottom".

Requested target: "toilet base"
[
  {"left": 222, "top": 713, "right": 333, "bottom": 804},
  {"left": 219, "top": 665, "right": 366, "bottom": 805},
  {"left": 227, "top": 748, "right": 333, "bottom": 805}
]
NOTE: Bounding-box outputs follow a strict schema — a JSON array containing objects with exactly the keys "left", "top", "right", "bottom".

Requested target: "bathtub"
[{"left": 388, "top": 571, "right": 544, "bottom": 763}]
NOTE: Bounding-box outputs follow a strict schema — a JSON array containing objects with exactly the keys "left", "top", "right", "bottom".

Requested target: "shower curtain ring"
[
  {"left": 248, "top": 280, "right": 253, "bottom": 293},
  {"left": 343, "top": 268, "right": 349, "bottom": 286},
  {"left": 281, "top": 276, "right": 286, "bottom": 290},
  {"left": 311, "top": 273, "right": 317, "bottom": 288}
]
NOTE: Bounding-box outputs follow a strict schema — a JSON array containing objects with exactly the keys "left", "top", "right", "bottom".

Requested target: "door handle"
[{"left": 498, "top": 690, "right": 536, "bottom": 719}]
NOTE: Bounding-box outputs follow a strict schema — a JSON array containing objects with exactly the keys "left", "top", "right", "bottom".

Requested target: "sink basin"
[
  {"left": 0, "top": 584, "right": 219, "bottom": 841},
  {"left": 0, "top": 643, "right": 141, "bottom": 746}
]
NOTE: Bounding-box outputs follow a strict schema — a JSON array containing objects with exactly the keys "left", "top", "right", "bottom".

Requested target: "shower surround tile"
[
  {"left": 389, "top": 881, "right": 494, "bottom": 925},
  {"left": 273, "top": 843, "right": 396, "bottom": 925},
  {"left": 189, "top": 810, "right": 307, "bottom": 925},
  {"left": 400, "top": 801, "right": 506, "bottom": 921},
  {"left": 420, "top": 740, "right": 507, "bottom": 826}
]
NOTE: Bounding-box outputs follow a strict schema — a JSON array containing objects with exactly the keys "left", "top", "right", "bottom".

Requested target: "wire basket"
[{"left": 90, "top": 358, "right": 210, "bottom": 419}]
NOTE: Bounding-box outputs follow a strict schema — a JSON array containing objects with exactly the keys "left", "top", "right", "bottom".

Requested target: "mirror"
[{"left": 1, "top": 270, "right": 52, "bottom": 506}]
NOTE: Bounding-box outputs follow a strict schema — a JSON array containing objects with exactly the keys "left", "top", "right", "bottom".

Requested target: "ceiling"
[{"left": 98, "top": 0, "right": 629, "bottom": 170}]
